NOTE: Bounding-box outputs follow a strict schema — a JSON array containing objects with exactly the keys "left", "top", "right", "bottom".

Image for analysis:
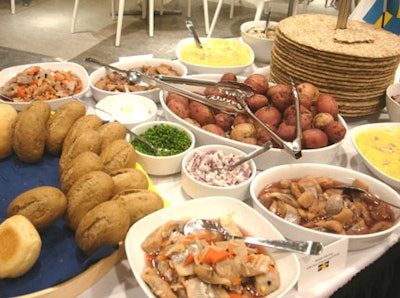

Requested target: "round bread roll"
[
  {"left": 98, "top": 121, "right": 127, "bottom": 151},
  {"left": 75, "top": 200, "right": 130, "bottom": 256},
  {"left": 12, "top": 101, "right": 51, "bottom": 163},
  {"left": 100, "top": 139, "right": 136, "bottom": 173},
  {"left": 59, "top": 129, "right": 102, "bottom": 174},
  {"left": 110, "top": 168, "right": 149, "bottom": 195},
  {"left": 65, "top": 171, "right": 114, "bottom": 230},
  {"left": 59, "top": 151, "right": 104, "bottom": 194},
  {"left": 46, "top": 101, "right": 86, "bottom": 156},
  {"left": 7, "top": 186, "right": 67, "bottom": 230},
  {"left": 62, "top": 114, "right": 103, "bottom": 153},
  {"left": 0, "top": 104, "right": 18, "bottom": 159},
  {"left": 0, "top": 215, "right": 42, "bottom": 278},
  {"left": 112, "top": 189, "right": 164, "bottom": 225}
]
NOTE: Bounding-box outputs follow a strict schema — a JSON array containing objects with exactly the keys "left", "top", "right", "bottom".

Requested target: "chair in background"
[{"left": 10, "top": 0, "right": 15, "bottom": 14}]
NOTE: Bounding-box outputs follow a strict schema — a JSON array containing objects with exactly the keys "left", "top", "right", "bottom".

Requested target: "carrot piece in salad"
[
  {"left": 25, "top": 66, "right": 40, "bottom": 76},
  {"left": 202, "top": 247, "right": 229, "bottom": 264}
]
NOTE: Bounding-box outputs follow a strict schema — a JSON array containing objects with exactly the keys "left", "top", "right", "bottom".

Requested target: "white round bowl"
[
  {"left": 351, "top": 122, "right": 400, "bottom": 191},
  {"left": 0, "top": 62, "right": 89, "bottom": 111},
  {"left": 240, "top": 20, "right": 278, "bottom": 63},
  {"left": 125, "top": 196, "right": 300, "bottom": 298},
  {"left": 250, "top": 163, "right": 400, "bottom": 251},
  {"left": 176, "top": 37, "right": 254, "bottom": 74},
  {"left": 181, "top": 144, "right": 256, "bottom": 200},
  {"left": 386, "top": 83, "right": 400, "bottom": 122},
  {"left": 130, "top": 120, "right": 195, "bottom": 176},
  {"left": 89, "top": 58, "right": 187, "bottom": 103},
  {"left": 161, "top": 74, "right": 348, "bottom": 170}
]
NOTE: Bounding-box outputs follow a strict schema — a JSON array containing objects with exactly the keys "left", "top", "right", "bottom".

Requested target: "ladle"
[
  {"left": 330, "top": 185, "right": 400, "bottom": 209},
  {"left": 72, "top": 97, "right": 163, "bottom": 156},
  {"left": 184, "top": 218, "right": 323, "bottom": 255}
]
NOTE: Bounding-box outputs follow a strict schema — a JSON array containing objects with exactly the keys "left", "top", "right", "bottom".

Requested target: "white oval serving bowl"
[
  {"left": 386, "top": 83, "right": 400, "bottom": 122},
  {"left": 161, "top": 74, "right": 348, "bottom": 170},
  {"left": 250, "top": 163, "right": 400, "bottom": 251},
  {"left": 125, "top": 196, "right": 300, "bottom": 298},
  {"left": 89, "top": 58, "right": 187, "bottom": 103},
  {"left": 130, "top": 120, "right": 195, "bottom": 176},
  {"left": 350, "top": 122, "right": 400, "bottom": 191},
  {"left": 181, "top": 144, "right": 257, "bottom": 200},
  {"left": 0, "top": 62, "right": 89, "bottom": 111},
  {"left": 95, "top": 93, "right": 157, "bottom": 130},
  {"left": 176, "top": 37, "right": 254, "bottom": 74}
]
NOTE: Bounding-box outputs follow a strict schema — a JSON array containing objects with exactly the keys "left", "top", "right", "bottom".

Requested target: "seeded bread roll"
[
  {"left": 112, "top": 189, "right": 164, "bottom": 225},
  {"left": 59, "top": 151, "right": 104, "bottom": 194},
  {"left": 0, "top": 215, "right": 42, "bottom": 278},
  {"left": 7, "top": 186, "right": 67, "bottom": 230},
  {"left": 110, "top": 168, "right": 149, "bottom": 195},
  {"left": 46, "top": 101, "right": 86, "bottom": 156},
  {"left": 98, "top": 121, "right": 127, "bottom": 151},
  {"left": 100, "top": 139, "right": 136, "bottom": 173},
  {"left": 65, "top": 171, "right": 114, "bottom": 230},
  {"left": 12, "top": 101, "right": 50, "bottom": 163},
  {"left": 75, "top": 200, "right": 130, "bottom": 255},
  {"left": 0, "top": 104, "right": 18, "bottom": 159}
]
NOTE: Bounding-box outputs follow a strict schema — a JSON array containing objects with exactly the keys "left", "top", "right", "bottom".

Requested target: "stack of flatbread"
[{"left": 269, "top": 14, "right": 400, "bottom": 117}]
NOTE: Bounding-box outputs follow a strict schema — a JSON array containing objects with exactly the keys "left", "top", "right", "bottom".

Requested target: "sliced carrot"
[
  {"left": 227, "top": 244, "right": 235, "bottom": 259},
  {"left": 232, "top": 276, "right": 242, "bottom": 286},
  {"left": 247, "top": 254, "right": 255, "bottom": 261},
  {"left": 25, "top": 66, "right": 40, "bottom": 76},
  {"left": 17, "top": 86, "right": 26, "bottom": 98},
  {"left": 184, "top": 253, "right": 195, "bottom": 266},
  {"left": 228, "top": 293, "right": 243, "bottom": 298},
  {"left": 202, "top": 247, "right": 228, "bottom": 264}
]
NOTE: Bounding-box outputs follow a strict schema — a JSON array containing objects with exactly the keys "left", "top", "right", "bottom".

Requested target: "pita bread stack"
[{"left": 269, "top": 14, "right": 400, "bottom": 117}]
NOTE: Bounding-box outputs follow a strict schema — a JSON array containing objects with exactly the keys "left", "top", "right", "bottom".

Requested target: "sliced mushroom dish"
[
  {"left": 140, "top": 216, "right": 280, "bottom": 298},
  {"left": 257, "top": 175, "right": 396, "bottom": 235}
]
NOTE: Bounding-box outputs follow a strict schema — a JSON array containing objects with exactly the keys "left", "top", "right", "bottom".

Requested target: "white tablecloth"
[{"left": 76, "top": 98, "right": 400, "bottom": 298}]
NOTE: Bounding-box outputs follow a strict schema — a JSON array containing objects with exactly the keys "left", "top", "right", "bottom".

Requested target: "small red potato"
[
  {"left": 166, "top": 93, "right": 189, "bottom": 106},
  {"left": 283, "top": 104, "right": 312, "bottom": 120},
  {"left": 215, "top": 113, "right": 234, "bottom": 131},
  {"left": 299, "top": 93, "right": 313, "bottom": 109},
  {"left": 167, "top": 99, "right": 190, "bottom": 119},
  {"left": 325, "top": 121, "right": 346, "bottom": 143},
  {"left": 302, "top": 128, "right": 329, "bottom": 149},
  {"left": 277, "top": 122, "right": 296, "bottom": 142},
  {"left": 202, "top": 124, "right": 226, "bottom": 137},
  {"left": 254, "top": 105, "right": 281, "bottom": 128},
  {"left": 220, "top": 72, "right": 237, "bottom": 81},
  {"left": 231, "top": 123, "right": 257, "bottom": 141},
  {"left": 297, "top": 82, "right": 319, "bottom": 103},
  {"left": 184, "top": 118, "right": 201, "bottom": 127},
  {"left": 267, "top": 84, "right": 294, "bottom": 112},
  {"left": 233, "top": 114, "right": 254, "bottom": 126},
  {"left": 317, "top": 94, "right": 339, "bottom": 118},
  {"left": 285, "top": 112, "right": 313, "bottom": 131},
  {"left": 246, "top": 94, "right": 269, "bottom": 111},
  {"left": 313, "top": 112, "right": 334, "bottom": 130},
  {"left": 244, "top": 73, "right": 269, "bottom": 95},
  {"left": 189, "top": 101, "right": 215, "bottom": 126}
]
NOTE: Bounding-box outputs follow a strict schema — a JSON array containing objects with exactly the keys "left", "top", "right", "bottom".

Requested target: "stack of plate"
[{"left": 269, "top": 14, "right": 400, "bottom": 117}]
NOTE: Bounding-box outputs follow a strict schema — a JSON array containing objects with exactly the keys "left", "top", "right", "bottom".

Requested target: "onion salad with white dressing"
[{"left": 185, "top": 149, "right": 253, "bottom": 187}]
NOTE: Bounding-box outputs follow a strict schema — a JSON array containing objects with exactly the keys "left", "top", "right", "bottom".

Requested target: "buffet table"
[{"left": 76, "top": 96, "right": 400, "bottom": 298}]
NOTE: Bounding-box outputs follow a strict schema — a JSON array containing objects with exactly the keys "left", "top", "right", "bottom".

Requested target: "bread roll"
[
  {"left": 112, "top": 189, "right": 164, "bottom": 225},
  {"left": 100, "top": 139, "right": 136, "bottom": 173},
  {"left": 59, "top": 151, "right": 104, "bottom": 194},
  {"left": 75, "top": 200, "right": 130, "bottom": 255},
  {"left": 7, "top": 186, "right": 67, "bottom": 230},
  {"left": 65, "top": 171, "right": 114, "bottom": 230},
  {"left": 98, "top": 121, "right": 126, "bottom": 151},
  {"left": 0, "top": 215, "right": 41, "bottom": 278},
  {"left": 12, "top": 101, "right": 50, "bottom": 163},
  {"left": 46, "top": 101, "right": 86, "bottom": 156},
  {"left": 0, "top": 104, "right": 18, "bottom": 159},
  {"left": 110, "top": 168, "right": 149, "bottom": 195},
  {"left": 62, "top": 114, "right": 103, "bottom": 153},
  {"left": 59, "top": 129, "right": 102, "bottom": 174}
]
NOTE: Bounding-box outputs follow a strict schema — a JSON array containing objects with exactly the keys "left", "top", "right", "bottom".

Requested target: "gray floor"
[{"left": 0, "top": 0, "right": 339, "bottom": 73}]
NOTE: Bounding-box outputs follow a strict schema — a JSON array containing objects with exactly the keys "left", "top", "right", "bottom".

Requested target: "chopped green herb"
[{"left": 131, "top": 124, "right": 192, "bottom": 156}]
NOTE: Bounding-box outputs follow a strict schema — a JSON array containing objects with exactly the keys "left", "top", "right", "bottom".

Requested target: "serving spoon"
[{"left": 184, "top": 218, "right": 323, "bottom": 255}]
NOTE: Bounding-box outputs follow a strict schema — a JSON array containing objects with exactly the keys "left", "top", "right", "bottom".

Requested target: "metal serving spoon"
[
  {"left": 330, "top": 185, "right": 400, "bottom": 209},
  {"left": 184, "top": 218, "right": 323, "bottom": 255},
  {"left": 72, "top": 96, "right": 163, "bottom": 156},
  {"left": 185, "top": 20, "right": 203, "bottom": 49}
]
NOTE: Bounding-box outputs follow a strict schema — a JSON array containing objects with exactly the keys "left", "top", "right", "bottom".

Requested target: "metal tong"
[{"left": 86, "top": 57, "right": 303, "bottom": 159}]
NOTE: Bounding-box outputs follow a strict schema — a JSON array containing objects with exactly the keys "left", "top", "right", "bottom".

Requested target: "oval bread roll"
[
  {"left": 46, "top": 101, "right": 86, "bottom": 156},
  {"left": 12, "top": 101, "right": 51, "bottom": 163},
  {"left": 98, "top": 121, "right": 127, "bottom": 151},
  {"left": 75, "top": 200, "right": 130, "bottom": 255},
  {"left": 110, "top": 168, "right": 149, "bottom": 195},
  {"left": 112, "top": 189, "right": 164, "bottom": 225},
  {"left": 59, "top": 151, "right": 104, "bottom": 194},
  {"left": 0, "top": 104, "right": 18, "bottom": 159},
  {"left": 0, "top": 215, "right": 42, "bottom": 278},
  {"left": 100, "top": 139, "right": 136, "bottom": 173},
  {"left": 7, "top": 186, "right": 67, "bottom": 230},
  {"left": 65, "top": 171, "right": 114, "bottom": 230}
]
